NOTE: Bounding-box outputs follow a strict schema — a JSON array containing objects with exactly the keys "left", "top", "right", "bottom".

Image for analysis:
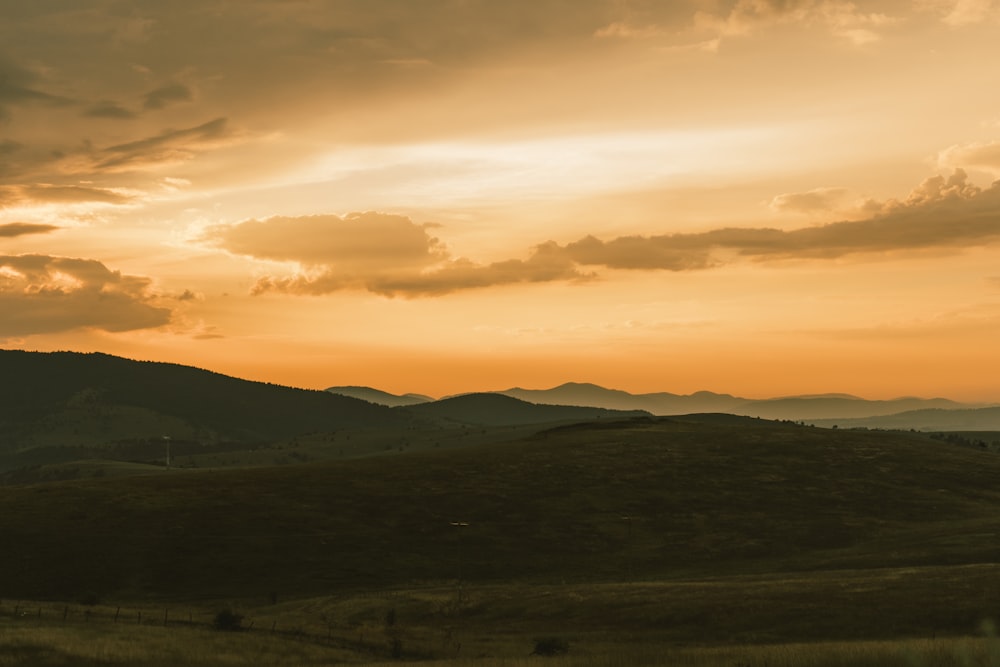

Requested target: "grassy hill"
[{"left": 2, "top": 416, "right": 998, "bottom": 607}]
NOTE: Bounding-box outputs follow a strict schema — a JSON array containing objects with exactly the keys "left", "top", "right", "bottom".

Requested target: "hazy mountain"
[
  {"left": 809, "top": 407, "right": 1000, "bottom": 431},
  {"left": 326, "top": 385, "right": 433, "bottom": 407},
  {"left": 738, "top": 396, "right": 971, "bottom": 421},
  {"left": 499, "top": 382, "right": 745, "bottom": 414},
  {"left": 399, "top": 392, "right": 649, "bottom": 426},
  {"left": 0, "top": 350, "right": 404, "bottom": 460},
  {"left": 496, "top": 382, "right": 985, "bottom": 421}
]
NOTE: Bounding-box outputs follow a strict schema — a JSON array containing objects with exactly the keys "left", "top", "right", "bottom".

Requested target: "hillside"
[
  {"left": 398, "top": 392, "right": 649, "bottom": 426},
  {"left": 1, "top": 417, "right": 999, "bottom": 604},
  {"left": 0, "top": 351, "right": 405, "bottom": 469}
]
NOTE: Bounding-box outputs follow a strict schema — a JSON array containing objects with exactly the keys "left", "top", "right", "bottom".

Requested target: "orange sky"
[{"left": 2, "top": 0, "right": 1000, "bottom": 401}]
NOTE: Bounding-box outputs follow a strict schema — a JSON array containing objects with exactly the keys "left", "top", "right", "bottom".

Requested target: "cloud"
[
  {"left": 0, "top": 254, "right": 172, "bottom": 336},
  {"left": 83, "top": 100, "right": 137, "bottom": 119},
  {"left": 564, "top": 170, "right": 1000, "bottom": 268},
  {"left": 143, "top": 82, "right": 193, "bottom": 110},
  {"left": 211, "top": 170, "right": 1000, "bottom": 297},
  {"left": 90, "top": 117, "right": 232, "bottom": 172},
  {"left": 693, "top": 0, "right": 898, "bottom": 45},
  {"left": 938, "top": 139, "right": 1000, "bottom": 177},
  {"left": 770, "top": 187, "right": 848, "bottom": 213},
  {"left": 0, "top": 184, "right": 132, "bottom": 207},
  {"left": 0, "top": 222, "right": 59, "bottom": 238},
  {"left": 202, "top": 212, "right": 448, "bottom": 269},
  {"left": 204, "top": 212, "right": 587, "bottom": 297},
  {"left": 935, "top": 0, "right": 999, "bottom": 25},
  {"left": 0, "top": 56, "right": 74, "bottom": 120}
]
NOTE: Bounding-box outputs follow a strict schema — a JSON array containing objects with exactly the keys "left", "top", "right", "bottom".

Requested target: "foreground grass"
[{"left": 2, "top": 619, "right": 1000, "bottom": 667}]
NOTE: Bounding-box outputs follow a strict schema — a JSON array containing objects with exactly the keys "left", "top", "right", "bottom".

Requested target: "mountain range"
[{"left": 328, "top": 381, "right": 997, "bottom": 423}]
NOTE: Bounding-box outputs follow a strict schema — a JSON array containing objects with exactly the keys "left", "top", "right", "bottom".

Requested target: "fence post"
[
  {"left": 114, "top": 607, "right": 120, "bottom": 623},
  {"left": 137, "top": 611, "right": 142, "bottom": 625},
  {"left": 164, "top": 609, "right": 169, "bottom": 625},
  {"left": 63, "top": 606, "right": 68, "bottom": 621}
]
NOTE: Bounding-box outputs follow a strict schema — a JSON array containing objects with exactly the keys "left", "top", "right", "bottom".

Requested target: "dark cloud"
[
  {"left": 0, "top": 254, "right": 172, "bottom": 336},
  {"left": 0, "top": 139, "right": 22, "bottom": 154},
  {"left": 0, "top": 222, "right": 59, "bottom": 238},
  {"left": 143, "top": 82, "right": 193, "bottom": 110},
  {"left": 0, "top": 184, "right": 131, "bottom": 206},
  {"left": 0, "top": 56, "right": 73, "bottom": 120},
  {"left": 83, "top": 100, "right": 137, "bottom": 119},
  {"left": 94, "top": 117, "right": 230, "bottom": 171}
]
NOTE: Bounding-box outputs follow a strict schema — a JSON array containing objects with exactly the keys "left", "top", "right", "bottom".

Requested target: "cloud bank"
[{"left": 203, "top": 170, "right": 1000, "bottom": 298}]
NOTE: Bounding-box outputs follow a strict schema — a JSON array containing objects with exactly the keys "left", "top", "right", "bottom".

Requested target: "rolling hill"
[
  {"left": 0, "top": 350, "right": 407, "bottom": 471},
  {"left": 1, "top": 416, "right": 998, "bottom": 604}
]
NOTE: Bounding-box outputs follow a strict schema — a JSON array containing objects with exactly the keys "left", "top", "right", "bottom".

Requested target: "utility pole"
[{"left": 163, "top": 436, "right": 171, "bottom": 469}]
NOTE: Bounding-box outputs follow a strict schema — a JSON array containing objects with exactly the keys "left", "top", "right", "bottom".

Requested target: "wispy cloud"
[
  {"left": 0, "top": 184, "right": 132, "bottom": 207},
  {"left": 0, "top": 222, "right": 59, "bottom": 238}
]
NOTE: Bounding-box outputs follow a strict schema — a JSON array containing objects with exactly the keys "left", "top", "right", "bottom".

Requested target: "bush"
[
  {"left": 213, "top": 608, "right": 244, "bottom": 632},
  {"left": 531, "top": 636, "right": 569, "bottom": 656}
]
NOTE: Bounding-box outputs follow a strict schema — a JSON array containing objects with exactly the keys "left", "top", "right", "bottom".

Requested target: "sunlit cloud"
[
  {"left": 770, "top": 187, "right": 849, "bottom": 214},
  {"left": 938, "top": 140, "right": 1000, "bottom": 177},
  {"left": 0, "top": 254, "right": 172, "bottom": 336}
]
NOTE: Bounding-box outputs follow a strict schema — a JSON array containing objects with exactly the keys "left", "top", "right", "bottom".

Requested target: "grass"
[
  {"left": 2, "top": 616, "right": 1000, "bottom": 666},
  {"left": 3, "top": 417, "right": 1000, "bottom": 662}
]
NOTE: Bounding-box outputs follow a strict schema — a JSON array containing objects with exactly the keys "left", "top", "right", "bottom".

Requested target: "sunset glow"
[{"left": 2, "top": 1, "right": 999, "bottom": 400}]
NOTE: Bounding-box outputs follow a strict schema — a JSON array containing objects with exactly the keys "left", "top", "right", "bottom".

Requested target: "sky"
[{"left": 2, "top": 0, "right": 1000, "bottom": 401}]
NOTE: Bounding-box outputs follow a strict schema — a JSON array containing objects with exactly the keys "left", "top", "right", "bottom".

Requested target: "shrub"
[
  {"left": 213, "top": 608, "right": 244, "bottom": 632},
  {"left": 531, "top": 636, "right": 569, "bottom": 656}
]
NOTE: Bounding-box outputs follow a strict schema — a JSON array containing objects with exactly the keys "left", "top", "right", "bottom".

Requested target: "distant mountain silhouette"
[
  {"left": 326, "top": 385, "right": 433, "bottom": 407},
  {"left": 399, "top": 392, "right": 649, "bottom": 426},
  {"left": 499, "top": 382, "right": 745, "bottom": 414},
  {"left": 494, "top": 382, "right": 986, "bottom": 421},
  {"left": 0, "top": 350, "right": 404, "bottom": 458},
  {"left": 738, "top": 396, "right": 971, "bottom": 421},
  {"left": 809, "top": 407, "right": 1000, "bottom": 431}
]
